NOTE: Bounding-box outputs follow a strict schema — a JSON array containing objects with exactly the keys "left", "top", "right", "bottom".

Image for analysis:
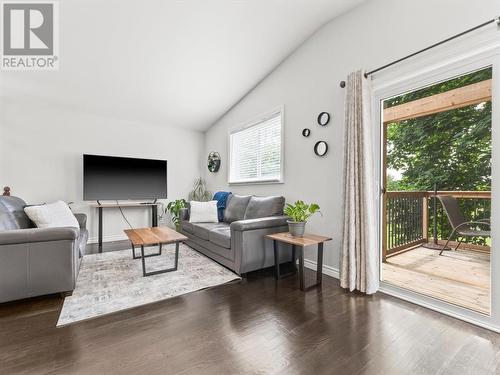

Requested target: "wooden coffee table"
[
  {"left": 124, "top": 226, "right": 188, "bottom": 277},
  {"left": 266, "top": 232, "right": 332, "bottom": 291}
]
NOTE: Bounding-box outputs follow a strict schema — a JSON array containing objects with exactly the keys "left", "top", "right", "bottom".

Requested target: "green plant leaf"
[
  {"left": 284, "top": 200, "right": 320, "bottom": 222},
  {"left": 167, "top": 199, "right": 187, "bottom": 225}
]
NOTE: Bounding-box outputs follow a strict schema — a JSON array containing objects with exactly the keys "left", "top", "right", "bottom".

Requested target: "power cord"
[
  {"left": 157, "top": 201, "right": 166, "bottom": 222},
  {"left": 116, "top": 200, "right": 134, "bottom": 229}
]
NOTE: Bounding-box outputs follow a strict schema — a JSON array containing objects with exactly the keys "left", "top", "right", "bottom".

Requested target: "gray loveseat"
[
  {"left": 179, "top": 194, "right": 292, "bottom": 275},
  {"left": 0, "top": 196, "right": 88, "bottom": 303}
]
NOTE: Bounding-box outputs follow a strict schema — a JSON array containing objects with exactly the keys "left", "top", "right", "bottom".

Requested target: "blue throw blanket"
[{"left": 213, "top": 191, "right": 231, "bottom": 222}]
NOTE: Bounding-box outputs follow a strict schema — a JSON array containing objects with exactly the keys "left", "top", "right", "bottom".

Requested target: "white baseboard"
[{"left": 304, "top": 258, "right": 339, "bottom": 279}]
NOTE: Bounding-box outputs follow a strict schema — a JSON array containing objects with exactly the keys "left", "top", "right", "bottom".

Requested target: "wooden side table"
[{"left": 266, "top": 232, "right": 332, "bottom": 291}]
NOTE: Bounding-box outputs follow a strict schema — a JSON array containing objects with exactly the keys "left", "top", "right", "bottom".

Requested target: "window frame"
[{"left": 228, "top": 105, "right": 285, "bottom": 185}]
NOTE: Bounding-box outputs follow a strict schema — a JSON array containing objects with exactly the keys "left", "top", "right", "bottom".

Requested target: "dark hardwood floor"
[
  {"left": 1, "top": 260, "right": 500, "bottom": 374},
  {"left": 85, "top": 239, "right": 131, "bottom": 254}
]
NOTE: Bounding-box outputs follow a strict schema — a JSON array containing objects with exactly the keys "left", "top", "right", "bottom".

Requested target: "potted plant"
[
  {"left": 284, "top": 200, "right": 321, "bottom": 238},
  {"left": 188, "top": 177, "right": 211, "bottom": 202},
  {"left": 166, "top": 199, "right": 187, "bottom": 231}
]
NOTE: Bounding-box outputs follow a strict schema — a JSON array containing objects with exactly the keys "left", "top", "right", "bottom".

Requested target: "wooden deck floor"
[{"left": 382, "top": 246, "right": 490, "bottom": 314}]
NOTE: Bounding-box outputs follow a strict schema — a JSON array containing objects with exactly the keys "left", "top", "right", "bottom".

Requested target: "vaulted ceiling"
[{"left": 0, "top": 0, "right": 365, "bottom": 131}]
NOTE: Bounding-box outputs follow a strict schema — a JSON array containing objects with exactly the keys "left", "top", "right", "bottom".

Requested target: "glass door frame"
[{"left": 371, "top": 31, "right": 500, "bottom": 332}]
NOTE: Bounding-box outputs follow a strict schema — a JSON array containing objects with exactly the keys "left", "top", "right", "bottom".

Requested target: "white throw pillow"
[
  {"left": 189, "top": 200, "right": 219, "bottom": 223},
  {"left": 24, "top": 200, "right": 79, "bottom": 229}
]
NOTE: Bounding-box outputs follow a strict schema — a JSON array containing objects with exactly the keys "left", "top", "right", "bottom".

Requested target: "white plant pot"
[{"left": 287, "top": 220, "right": 306, "bottom": 237}]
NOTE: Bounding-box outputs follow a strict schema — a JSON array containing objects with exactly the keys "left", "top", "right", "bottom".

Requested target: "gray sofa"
[
  {"left": 0, "top": 196, "right": 88, "bottom": 303},
  {"left": 180, "top": 194, "right": 292, "bottom": 275}
]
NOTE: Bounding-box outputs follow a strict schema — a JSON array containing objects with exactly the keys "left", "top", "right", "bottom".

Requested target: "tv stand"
[{"left": 90, "top": 202, "right": 160, "bottom": 253}]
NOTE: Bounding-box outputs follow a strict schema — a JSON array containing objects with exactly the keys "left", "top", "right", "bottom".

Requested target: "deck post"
[{"left": 422, "top": 195, "right": 428, "bottom": 241}]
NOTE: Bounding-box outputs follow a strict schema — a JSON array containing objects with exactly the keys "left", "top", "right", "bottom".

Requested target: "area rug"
[{"left": 57, "top": 244, "right": 240, "bottom": 326}]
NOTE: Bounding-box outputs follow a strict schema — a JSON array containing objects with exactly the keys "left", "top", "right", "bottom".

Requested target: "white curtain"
[{"left": 340, "top": 70, "right": 379, "bottom": 294}]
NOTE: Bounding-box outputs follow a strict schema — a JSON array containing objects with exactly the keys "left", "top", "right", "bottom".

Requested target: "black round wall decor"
[
  {"left": 207, "top": 152, "right": 221, "bottom": 172},
  {"left": 302, "top": 128, "right": 311, "bottom": 137},
  {"left": 314, "top": 141, "right": 328, "bottom": 157},
  {"left": 317, "top": 112, "right": 331, "bottom": 126}
]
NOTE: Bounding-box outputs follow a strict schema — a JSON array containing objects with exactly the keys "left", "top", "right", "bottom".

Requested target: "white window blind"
[{"left": 229, "top": 110, "right": 283, "bottom": 184}]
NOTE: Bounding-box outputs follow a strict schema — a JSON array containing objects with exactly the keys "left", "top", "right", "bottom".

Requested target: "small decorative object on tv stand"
[{"left": 3, "top": 186, "right": 10, "bottom": 196}]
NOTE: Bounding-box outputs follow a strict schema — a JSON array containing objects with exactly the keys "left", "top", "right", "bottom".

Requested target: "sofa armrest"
[
  {"left": 74, "top": 213, "right": 87, "bottom": 230},
  {"left": 179, "top": 208, "right": 190, "bottom": 221},
  {"left": 230, "top": 216, "right": 289, "bottom": 232},
  {"left": 0, "top": 227, "right": 79, "bottom": 246}
]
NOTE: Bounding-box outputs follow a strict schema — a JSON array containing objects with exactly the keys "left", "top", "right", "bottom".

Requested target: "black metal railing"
[
  {"left": 385, "top": 192, "right": 426, "bottom": 256},
  {"left": 384, "top": 191, "right": 491, "bottom": 258}
]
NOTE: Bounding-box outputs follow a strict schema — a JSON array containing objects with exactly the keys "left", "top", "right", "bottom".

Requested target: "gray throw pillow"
[
  {"left": 223, "top": 194, "right": 251, "bottom": 223},
  {"left": 244, "top": 196, "right": 285, "bottom": 220}
]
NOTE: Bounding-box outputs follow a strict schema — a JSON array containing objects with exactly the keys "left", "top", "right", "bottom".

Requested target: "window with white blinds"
[{"left": 229, "top": 109, "right": 283, "bottom": 184}]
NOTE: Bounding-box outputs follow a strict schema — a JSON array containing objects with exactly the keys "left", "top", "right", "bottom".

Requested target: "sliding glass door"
[
  {"left": 380, "top": 67, "right": 492, "bottom": 315},
  {"left": 372, "top": 41, "right": 500, "bottom": 330}
]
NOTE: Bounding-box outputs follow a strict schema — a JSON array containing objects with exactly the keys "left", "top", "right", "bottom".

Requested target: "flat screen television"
[{"left": 83, "top": 154, "right": 167, "bottom": 200}]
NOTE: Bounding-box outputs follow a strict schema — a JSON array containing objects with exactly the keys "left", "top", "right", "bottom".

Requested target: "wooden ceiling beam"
[{"left": 383, "top": 79, "right": 492, "bottom": 124}]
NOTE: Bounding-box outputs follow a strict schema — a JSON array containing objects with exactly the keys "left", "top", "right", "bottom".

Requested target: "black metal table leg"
[
  {"left": 267, "top": 233, "right": 330, "bottom": 292},
  {"left": 299, "top": 246, "right": 305, "bottom": 291},
  {"left": 140, "top": 241, "right": 182, "bottom": 277},
  {"left": 274, "top": 241, "right": 297, "bottom": 280},
  {"left": 273, "top": 240, "right": 280, "bottom": 279},
  {"left": 132, "top": 243, "right": 161, "bottom": 259},
  {"left": 152, "top": 205, "right": 158, "bottom": 227},
  {"left": 299, "top": 242, "right": 324, "bottom": 290},
  {"left": 317, "top": 242, "right": 324, "bottom": 285},
  {"left": 174, "top": 241, "right": 179, "bottom": 271},
  {"left": 98, "top": 206, "right": 103, "bottom": 253},
  {"left": 140, "top": 245, "right": 147, "bottom": 277}
]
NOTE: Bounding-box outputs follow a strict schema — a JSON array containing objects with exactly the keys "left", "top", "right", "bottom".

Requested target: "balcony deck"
[{"left": 382, "top": 245, "right": 490, "bottom": 315}]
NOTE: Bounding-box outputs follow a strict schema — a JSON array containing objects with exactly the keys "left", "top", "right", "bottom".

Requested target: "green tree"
[
  {"left": 386, "top": 68, "right": 491, "bottom": 192},
  {"left": 384, "top": 68, "right": 492, "bottom": 245}
]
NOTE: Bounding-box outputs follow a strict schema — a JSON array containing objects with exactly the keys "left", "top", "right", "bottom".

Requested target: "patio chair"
[{"left": 437, "top": 195, "right": 490, "bottom": 256}]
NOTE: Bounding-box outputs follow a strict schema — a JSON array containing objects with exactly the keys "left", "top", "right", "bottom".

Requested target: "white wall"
[
  {"left": 203, "top": 0, "right": 499, "bottom": 273},
  {"left": 0, "top": 95, "right": 204, "bottom": 242}
]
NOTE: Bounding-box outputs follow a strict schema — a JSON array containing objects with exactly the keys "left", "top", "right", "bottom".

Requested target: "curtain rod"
[{"left": 339, "top": 16, "right": 500, "bottom": 88}]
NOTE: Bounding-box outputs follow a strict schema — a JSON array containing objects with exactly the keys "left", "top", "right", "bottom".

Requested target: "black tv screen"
[{"left": 83, "top": 154, "right": 167, "bottom": 200}]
